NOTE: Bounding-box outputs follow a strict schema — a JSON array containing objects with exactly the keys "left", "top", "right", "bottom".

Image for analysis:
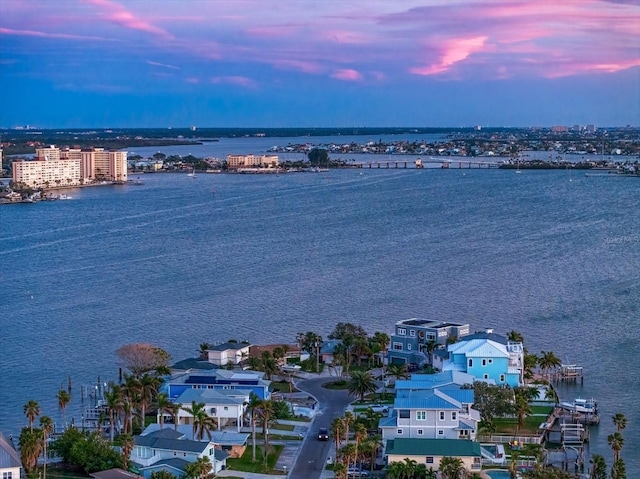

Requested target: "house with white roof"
[
  {"left": 379, "top": 371, "right": 481, "bottom": 441},
  {"left": 0, "top": 433, "right": 21, "bottom": 479},
  {"left": 435, "top": 331, "right": 523, "bottom": 387},
  {"left": 131, "top": 428, "right": 228, "bottom": 478}
]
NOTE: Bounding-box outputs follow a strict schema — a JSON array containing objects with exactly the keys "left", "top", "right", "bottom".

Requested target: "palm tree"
[
  {"left": 18, "top": 427, "right": 42, "bottom": 473},
  {"left": 612, "top": 413, "right": 627, "bottom": 433},
  {"left": 589, "top": 454, "right": 607, "bottom": 479},
  {"left": 56, "top": 390, "right": 71, "bottom": 429},
  {"left": 607, "top": 432, "right": 624, "bottom": 462},
  {"left": 155, "top": 393, "right": 171, "bottom": 429},
  {"left": 514, "top": 389, "right": 533, "bottom": 435},
  {"left": 538, "top": 350, "right": 561, "bottom": 380},
  {"left": 120, "top": 434, "right": 134, "bottom": 471},
  {"left": 342, "top": 412, "right": 355, "bottom": 447},
  {"left": 507, "top": 330, "right": 524, "bottom": 343},
  {"left": 331, "top": 417, "right": 346, "bottom": 459},
  {"left": 402, "top": 458, "right": 418, "bottom": 478},
  {"left": 184, "top": 401, "right": 216, "bottom": 441},
  {"left": 258, "top": 400, "right": 275, "bottom": 467},
  {"left": 386, "top": 461, "right": 406, "bottom": 479},
  {"left": 105, "top": 385, "right": 122, "bottom": 441},
  {"left": 439, "top": 456, "right": 465, "bottom": 479},
  {"left": 333, "top": 463, "right": 347, "bottom": 479},
  {"left": 23, "top": 400, "right": 40, "bottom": 432},
  {"left": 245, "top": 393, "right": 262, "bottom": 463},
  {"left": 353, "top": 423, "right": 367, "bottom": 470},
  {"left": 372, "top": 331, "right": 390, "bottom": 367},
  {"left": 523, "top": 353, "right": 538, "bottom": 381},
  {"left": 138, "top": 373, "right": 160, "bottom": 427},
  {"left": 610, "top": 458, "right": 626, "bottom": 479},
  {"left": 40, "top": 416, "right": 54, "bottom": 479},
  {"left": 386, "top": 364, "right": 409, "bottom": 385},
  {"left": 422, "top": 339, "right": 439, "bottom": 366},
  {"left": 168, "top": 402, "right": 182, "bottom": 430},
  {"left": 347, "top": 370, "right": 378, "bottom": 402},
  {"left": 185, "top": 456, "right": 214, "bottom": 479},
  {"left": 199, "top": 343, "right": 211, "bottom": 360}
]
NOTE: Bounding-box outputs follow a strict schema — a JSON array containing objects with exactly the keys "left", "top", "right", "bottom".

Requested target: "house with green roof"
[{"left": 386, "top": 438, "right": 482, "bottom": 474}]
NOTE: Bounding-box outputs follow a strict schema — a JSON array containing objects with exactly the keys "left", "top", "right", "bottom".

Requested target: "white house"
[
  {"left": 0, "top": 433, "right": 21, "bottom": 479},
  {"left": 131, "top": 428, "right": 228, "bottom": 478},
  {"left": 171, "top": 388, "right": 249, "bottom": 432},
  {"left": 205, "top": 342, "right": 251, "bottom": 366}
]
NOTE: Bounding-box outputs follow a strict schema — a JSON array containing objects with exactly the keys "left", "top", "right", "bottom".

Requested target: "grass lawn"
[
  {"left": 271, "top": 423, "right": 296, "bottom": 432},
  {"left": 323, "top": 380, "right": 349, "bottom": 390},
  {"left": 270, "top": 380, "right": 298, "bottom": 393},
  {"left": 531, "top": 405, "right": 554, "bottom": 416},
  {"left": 225, "top": 444, "right": 284, "bottom": 474},
  {"left": 30, "top": 468, "right": 90, "bottom": 479},
  {"left": 492, "top": 416, "right": 541, "bottom": 435}
]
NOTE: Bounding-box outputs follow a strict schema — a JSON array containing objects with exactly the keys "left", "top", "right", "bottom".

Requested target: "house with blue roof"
[
  {"left": 130, "top": 428, "right": 229, "bottom": 478},
  {"left": 162, "top": 368, "right": 271, "bottom": 401},
  {"left": 170, "top": 388, "right": 249, "bottom": 432},
  {"left": 142, "top": 424, "right": 248, "bottom": 459},
  {"left": 0, "top": 433, "right": 21, "bottom": 479},
  {"left": 379, "top": 372, "right": 481, "bottom": 441},
  {"left": 435, "top": 330, "right": 524, "bottom": 387}
]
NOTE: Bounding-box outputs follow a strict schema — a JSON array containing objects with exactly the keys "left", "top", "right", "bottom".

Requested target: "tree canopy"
[{"left": 115, "top": 343, "right": 171, "bottom": 377}]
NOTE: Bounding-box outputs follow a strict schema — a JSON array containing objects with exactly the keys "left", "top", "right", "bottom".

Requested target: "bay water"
[{"left": 1, "top": 142, "right": 638, "bottom": 471}]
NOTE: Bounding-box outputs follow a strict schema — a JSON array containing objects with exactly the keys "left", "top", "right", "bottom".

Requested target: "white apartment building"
[
  {"left": 12, "top": 146, "right": 128, "bottom": 188},
  {"left": 226, "top": 154, "right": 279, "bottom": 169}
]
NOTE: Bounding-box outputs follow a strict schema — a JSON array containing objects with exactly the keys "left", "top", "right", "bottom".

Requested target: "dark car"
[{"left": 318, "top": 427, "right": 329, "bottom": 440}]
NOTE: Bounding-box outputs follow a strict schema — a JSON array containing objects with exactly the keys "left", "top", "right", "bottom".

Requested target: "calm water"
[{"left": 1, "top": 161, "right": 638, "bottom": 470}]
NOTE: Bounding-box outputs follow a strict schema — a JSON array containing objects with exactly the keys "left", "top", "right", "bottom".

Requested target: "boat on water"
[
  {"left": 187, "top": 167, "right": 197, "bottom": 178},
  {"left": 58, "top": 194, "right": 72, "bottom": 200},
  {"left": 559, "top": 398, "right": 598, "bottom": 414}
]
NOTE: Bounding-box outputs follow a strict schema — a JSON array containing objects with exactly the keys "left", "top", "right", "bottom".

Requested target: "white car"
[
  {"left": 368, "top": 404, "right": 389, "bottom": 413},
  {"left": 347, "top": 467, "right": 370, "bottom": 478}
]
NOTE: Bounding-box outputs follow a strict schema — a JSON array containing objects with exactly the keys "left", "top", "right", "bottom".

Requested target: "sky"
[{"left": 1, "top": 0, "right": 639, "bottom": 128}]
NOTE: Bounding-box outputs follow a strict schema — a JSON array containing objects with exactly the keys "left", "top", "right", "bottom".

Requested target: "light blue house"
[
  {"left": 435, "top": 331, "right": 523, "bottom": 387},
  {"left": 379, "top": 371, "right": 481, "bottom": 441}
]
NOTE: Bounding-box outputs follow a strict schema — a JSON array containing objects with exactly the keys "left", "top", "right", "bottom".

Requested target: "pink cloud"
[
  {"left": 272, "top": 59, "right": 324, "bottom": 74},
  {"left": 186, "top": 77, "right": 200, "bottom": 84},
  {"left": 411, "top": 36, "right": 489, "bottom": 76},
  {"left": 331, "top": 69, "right": 363, "bottom": 81},
  {"left": 210, "top": 76, "right": 257, "bottom": 88},
  {"left": 84, "top": 0, "right": 173, "bottom": 39},
  {"left": 0, "top": 26, "right": 113, "bottom": 42}
]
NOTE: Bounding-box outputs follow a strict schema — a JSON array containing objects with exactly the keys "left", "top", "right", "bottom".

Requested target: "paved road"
[{"left": 289, "top": 377, "right": 353, "bottom": 479}]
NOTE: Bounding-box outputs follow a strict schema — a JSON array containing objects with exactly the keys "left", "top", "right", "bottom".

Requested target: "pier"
[{"left": 352, "top": 158, "right": 501, "bottom": 169}]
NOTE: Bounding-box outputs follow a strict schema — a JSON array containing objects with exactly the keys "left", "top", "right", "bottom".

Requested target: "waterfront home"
[
  {"left": 379, "top": 372, "right": 480, "bottom": 441},
  {"left": 386, "top": 438, "right": 482, "bottom": 474},
  {"left": 142, "top": 425, "right": 247, "bottom": 459},
  {"left": 162, "top": 368, "right": 271, "bottom": 401},
  {"left": 130, "top": 428, "right": 228, "bottom": 478},
  {"left": 170, "top": 388, "right": 249, "bottom": 432},
  {"left": 320, "top": 339, "right": 342, "bottom": 364},
  {"left": 203, "top": 342, "right": 251, "bottom": 366},
  {"left": 0, "top": 433, "right": 21, "bottom": 479},
  {"left": 387, "top": 318, "right": 470, "bottom": 367},
  {"left": 434, "top": 330, "right": 524, "bottom": 387},
  {"left": 249, "top": 343, "right": 301, "bottom": 365}
]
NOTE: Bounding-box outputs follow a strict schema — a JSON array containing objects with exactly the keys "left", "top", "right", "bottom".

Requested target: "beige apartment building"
[
  {"left": 12, "top": 146, "right": 127, "bottom": 188},
  {"left": 226, "top": 154, "right": 279, "bottom": 169}
]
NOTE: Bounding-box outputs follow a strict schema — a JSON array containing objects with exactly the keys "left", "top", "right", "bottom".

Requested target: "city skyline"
[{"left": 1, "top": 0, "right": 639, "bottom": 128}]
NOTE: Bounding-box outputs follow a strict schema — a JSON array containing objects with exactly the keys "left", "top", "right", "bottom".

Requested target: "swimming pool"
[{"left": 485, "top": 470, "right": 512, "bottom": 479}]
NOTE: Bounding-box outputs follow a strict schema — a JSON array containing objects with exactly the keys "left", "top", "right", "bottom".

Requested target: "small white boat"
[
  {"left": 59, "top": 194, "right": 72, "bottom": 200},
  {"left": 559, "top": 398, "right": 597, "bottom": 414},
  {"left": 187, "top": 167, "right": 197, "bottom": 178}
]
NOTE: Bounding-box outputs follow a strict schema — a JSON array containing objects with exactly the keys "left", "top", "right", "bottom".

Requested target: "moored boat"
[{"left": 559, "top": 397, "right": 597, "bottom": 414}]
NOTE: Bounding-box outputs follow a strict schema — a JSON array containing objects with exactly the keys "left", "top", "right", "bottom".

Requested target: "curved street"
[{"left": 289, "top": 376, "right": 353, "bottom": 479}]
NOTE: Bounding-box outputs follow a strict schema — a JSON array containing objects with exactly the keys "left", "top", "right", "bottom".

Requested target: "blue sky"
[{"left": 1, "top": 0, "right": 639, "bottom": 128}]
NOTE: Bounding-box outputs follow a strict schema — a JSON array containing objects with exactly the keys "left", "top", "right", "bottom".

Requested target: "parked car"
[
  {"left": 347, "top": 467, "right": 370, "bottom": 477},
  {"left": 318, "top": 427, "right": 329, "bottom": 441},
  {"left": 368, "top": 404, "right": 389, "bottom": 413}
]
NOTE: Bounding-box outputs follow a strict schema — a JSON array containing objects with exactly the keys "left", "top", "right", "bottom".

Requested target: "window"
[
  {"left": 417, "top": 429, "right": 423, "bottom": 435},
  {"left": 439, "top": 411, "right": 445, "bottom": 421},
  {"left": 397, "top": 429, "right": 403, "bottom": 435},
  {"left": 393, "top": 342, "right": 403, "bottom": 351},
  {"left": 452, "top": 412, "right": 457, "bottom": 421},
  {"left": 427, "top": 334, "right": 436, "bottom": 341},
  {"left": 468, "top": 359, "right": 473, "bottom": 367},
  {"left": 399, "top": 410, "right": 410, "bottom": 419},
  {"left": 483, "top": 374, "right": 489, "bottom": 379},
  {"left": 398, "top": 328, "right": 407, "bottom": 336},
  {"left": 488, "top": 358, "right": 493, "bottom": 364},
  {"left": 426, "top": 457, "right": 434, "bottom": 464},
  {"left": 500, "top": 374, "right": 505, "bottom": 382},
  {"left": 482, "top": 359, "right": 487, "bottom": 366},
  {"left": 416, "top": 411, "right": 426, "bottom": 420},
  {"left": 410, "top": 330, "right": 416, "bottom": 337},
  {"left": 209, "top": 448, "right": 214, "bottom": 456},
  {"left": 438, "top": 429, "right": 444, "bottom": 436},
  {"left": 407, "top": 344, "right": 412, "bottom": 350},
  {"left": 224, "top": 406, "right": 228, "bottom": 411}
]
